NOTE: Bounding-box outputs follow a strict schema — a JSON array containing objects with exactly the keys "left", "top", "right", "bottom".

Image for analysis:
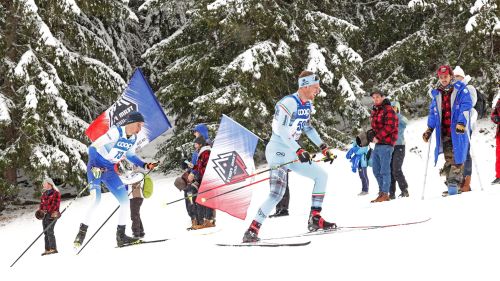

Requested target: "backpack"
[
  {"left": 143, "top": 175, "right": 154, "bottom": 199},
  {"left": 474, "top": 89, "right": 487, "bottom": 119}
]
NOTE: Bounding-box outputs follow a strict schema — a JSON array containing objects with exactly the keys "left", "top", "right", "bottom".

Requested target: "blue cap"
[{"left": 124, "top": 111, "right": 144, "bottom": 125}]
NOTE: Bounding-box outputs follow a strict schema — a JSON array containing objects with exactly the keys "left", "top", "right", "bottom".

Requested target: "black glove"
[
  {"left": 35, "top": 209, "right": 46, "bottom": 220},
  {"left": 366, "top": 129, "right": 376, "bottom": 143},
  {"left": 456, "top": 123, "right": 465, "bottom": 134},
  {"left": 493, "top": 116, "right": 500, "bottom": 124},
  {"left": 422, "top": 128, "right": 433, "bottom": 142},
  {"left": 296, "top": 148, "right": 312, "bottom": 164}
]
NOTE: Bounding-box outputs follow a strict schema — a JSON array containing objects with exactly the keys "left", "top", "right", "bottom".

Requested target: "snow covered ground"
[{"left": 2, "top": 117, "right": 500, "bottom": 281}]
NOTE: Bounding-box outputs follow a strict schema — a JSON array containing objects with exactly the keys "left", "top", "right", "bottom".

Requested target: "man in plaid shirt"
[{"left": 368, "top": 91, "right": 398, "bottom": 203}]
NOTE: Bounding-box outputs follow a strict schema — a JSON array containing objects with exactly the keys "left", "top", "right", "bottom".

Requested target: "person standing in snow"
[
  {"left": 422, "top": 65, "right": 472, "bottom": 196},
  {"left": 453, "top": 66, "right": 477, "bottom": 192},
  {"left": 490, "top": 84, "right": 500, "bottom": 185},
  {"left": 346, "top": 141, "right": 371, "bottom": 196},
  {"left": 389, "top": 101, "right": 409, "bottom": 199},
  {"left": 242, "top": 70, "right": 336, "bottom": 243},
  {"left": 368, "top": 91, "right": 398, "bottom": 203},
  {"left": 73, "top": 111, "right": 158, "bottom": 247},
  {"left": 187, "top": 135, "right": 216, "bottom": 229},
  {"left": 36, "top": 178, "right": 61, "bottom": 256}
]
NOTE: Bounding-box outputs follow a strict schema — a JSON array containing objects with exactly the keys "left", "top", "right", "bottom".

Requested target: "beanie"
[
  {"left": 453, "top": 66, "right": 465, "bottom": 78},
  {"left": 42, "top": 178, "right": 56, "bottom": 188},
  {"left": 391, "top": 101, "right": 401, "bottom": 113},
  {"left": 124, "top": 111, "right": 145, "bottom": 125}
]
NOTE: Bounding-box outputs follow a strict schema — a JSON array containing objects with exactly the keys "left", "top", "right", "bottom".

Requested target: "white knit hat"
[{"left": 453, "top": 66, "right": 465, "bottom": 78}]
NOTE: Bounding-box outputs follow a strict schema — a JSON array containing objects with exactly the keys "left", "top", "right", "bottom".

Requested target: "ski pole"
[
  {"left": 200, "top": 157, "right": 331, "bottom": 203},
  {"left": 201, "top": 177, "right": 270, "bottom": 203},
  {"left": 421, "top": 135, "right": 432, "bottom": 200},
  {"left": 165, "top": 159, "right": 299, "bottom": 206},
  {"left": 77, "top": 168, "right": 156, "bottom": 255},
  {"left": 10, "top": 181, "right": 92, "bottom": 267}
]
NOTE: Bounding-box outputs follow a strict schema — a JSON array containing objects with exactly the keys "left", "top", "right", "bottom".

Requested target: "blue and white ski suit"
[
  {"left": 84, "top": 125, "right": 146, "bottom": 226},
  {"left": 253, "top": 93, "right": 329, "bottom": 224}
]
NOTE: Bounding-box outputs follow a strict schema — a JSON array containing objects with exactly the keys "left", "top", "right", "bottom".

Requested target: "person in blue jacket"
[
  {"left": 389, "top": 101, "right": 409, "bottom": 199},
  {"left": 422, "top": 65, "right": 472, "bottom": 196},
  {"left": 346, "top": 141, "right": 371, "bottom": 196},
  {"left": 73, "top": 111, "right": 158, "bottom": 247}
]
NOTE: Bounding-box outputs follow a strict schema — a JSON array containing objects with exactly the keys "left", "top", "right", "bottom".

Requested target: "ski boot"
[
  {"left": 308, "top": 208, "right": 337, "bottom": 232},
  {"left": 242, "top": 220, "right": 261, "bottom": 243},
  {"left": 116, "top": 225, "right": 140, "bottom": 247},
  {"left": 73, "top": 223, "right": 88, "bottom": 248}
]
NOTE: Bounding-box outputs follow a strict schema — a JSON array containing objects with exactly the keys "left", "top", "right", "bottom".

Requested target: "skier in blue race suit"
[
  {"left": 73, "top": 111, "right": 158, "bottom": 247},
  {"left": 242, "top": 71, "right": 336, "bottom": 243}
]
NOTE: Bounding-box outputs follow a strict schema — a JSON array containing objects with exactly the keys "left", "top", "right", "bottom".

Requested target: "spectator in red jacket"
[
  {"left": 187, "top": 135, "right": 216, "bottom": 229},
  {"left": 491, "top": 93, "right": 500, "bottom": 184},
  {"left": 368, "top": 91, "right": 398, "bottom": 203},
  {"left": 36, "top": 178, "right": 61, "bottom": 256}
]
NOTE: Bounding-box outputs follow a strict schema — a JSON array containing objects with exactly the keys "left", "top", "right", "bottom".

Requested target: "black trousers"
[
  {"left": 275, "top": 171, "right": 290, "bottom": 211},
  {"left": 390, "top": 145, "right": 408, "bottom": 195},
  {"left": 130, "top": 198, "right": 144, "bottom": 235},
  {"left": 42, "top": 214, "right": 57, "bottom": 250},
  {"left": 184, "top": 184, "right": 215, "bottom": 224}
]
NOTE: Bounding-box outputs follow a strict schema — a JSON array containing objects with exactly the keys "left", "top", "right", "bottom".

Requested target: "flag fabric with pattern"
[{"left": 196, "top": 115, "right": 259, "bottom": 220}]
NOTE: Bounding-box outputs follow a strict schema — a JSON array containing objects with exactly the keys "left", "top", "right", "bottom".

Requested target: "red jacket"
[
  {"left": 39, "top": 189, "right": 61, "bottom": 213},
  {"left": 370, "top": 98, "right": 399, "bottom": 146},
  {"left": 193, "top": 146, "right": 211, "bottom": 182},
  {"left": 491, "top": 98, "right": 500, "bottom": 137}
]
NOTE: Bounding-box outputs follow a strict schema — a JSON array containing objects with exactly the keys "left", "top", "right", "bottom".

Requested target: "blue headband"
[{"left": 298, "top": 74, "right": 320, "bottom": 88}]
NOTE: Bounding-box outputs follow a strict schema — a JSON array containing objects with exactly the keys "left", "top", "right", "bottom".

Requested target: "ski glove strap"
[{"left": 296, "top": 148, "right": 312, "bottom": 164}]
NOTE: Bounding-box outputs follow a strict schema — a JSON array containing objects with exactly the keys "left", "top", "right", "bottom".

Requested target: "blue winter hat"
[{"left": 124, "top": 111, "right": 145, "bottom": 125}]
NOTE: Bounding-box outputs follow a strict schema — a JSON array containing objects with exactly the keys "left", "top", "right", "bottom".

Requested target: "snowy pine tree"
[
  {"left": 0, "top": 0, "right": 144, "bottom": 205},
  {"left": 143, "top": 0, "right": 368, "bottom": 169}
]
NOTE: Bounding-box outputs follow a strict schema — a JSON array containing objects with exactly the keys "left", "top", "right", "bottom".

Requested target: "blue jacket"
[
  {"left": 395, "top": 113, "right": 408, "bottom": 145},
  {"left": 346, "top": 142, "right": 371, "bottom": 172},
  {"left": 427, "top": 80, "right": 472, "bottom": 165}
]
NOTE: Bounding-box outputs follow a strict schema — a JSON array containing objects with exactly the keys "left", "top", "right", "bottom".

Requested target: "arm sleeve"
[
  {"left": 303, "top": 122, "right": 323, "bottom": 147},
  {"left": 427, "top": 95, "right": 437, "bottom": 130},
  {"left": 491, "top": 99, "right": 500, "bottom": 124},
  {"left": 275, "top": 98, "right": 302, "bottom": 151},
  {"left": 457, "top": 89, "right": 473, "bottom": 125},
  {"left": 126, "top": 150, "right": 146, "bottom": 168}
]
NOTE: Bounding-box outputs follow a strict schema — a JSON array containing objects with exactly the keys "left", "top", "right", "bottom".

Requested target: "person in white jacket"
[{"left": 453, "top": 66, "right": 476, "bottom": 192}]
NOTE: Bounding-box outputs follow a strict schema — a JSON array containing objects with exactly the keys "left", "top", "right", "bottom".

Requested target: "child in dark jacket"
[{"left": 36, "top": 178, "right": 61, "bottom": 256}]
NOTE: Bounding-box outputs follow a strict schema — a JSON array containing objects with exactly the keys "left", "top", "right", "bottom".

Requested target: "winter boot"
[
  {"left": 308, "top": 208, "right": 337, "bottom": 232},
  {"left": 242, "top": 220, "right": 261, "bottom": 243},
  {"left": 41, "top": 249, "right": 58, "bottom": 256},
  {"left": 371, "top": 192, "right": 390, "bottom": 203},
  {"left": 461, "top": 176, "right": 471, "bottom": 192},
  {"left": 73, "top": 223, "right": 88, "bottom": 247},
  {"left": 269, "top": 209, "right": 289, "bottom": 218},
  {"left": 358, "top": 191, "right": 369, "bottom": 196},
  {"left": 196, "top": 219, "right": 216, "bottom": 230},
  {"left": 491, "top": 178, "right": 500, "bottom": 185},
  {"left": 116, "top": 225, "right": 140, "bottom": 247},
  {"left": 399, "top": 188, "right": 410, "bottom": 198},
  {"left": 389, "top": 193, "right": 396, "bottom": 200}
]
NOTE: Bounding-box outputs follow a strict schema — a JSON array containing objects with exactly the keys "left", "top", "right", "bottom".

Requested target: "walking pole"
[
  {"left": 76, "top": 168, "right": 156, "bottom": 255},
  {"left": 10, "top": 182, "right": 91, "bottom": 267},
  {"left": 421, "top": 134, "right": 432, "bottom": 200}
]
